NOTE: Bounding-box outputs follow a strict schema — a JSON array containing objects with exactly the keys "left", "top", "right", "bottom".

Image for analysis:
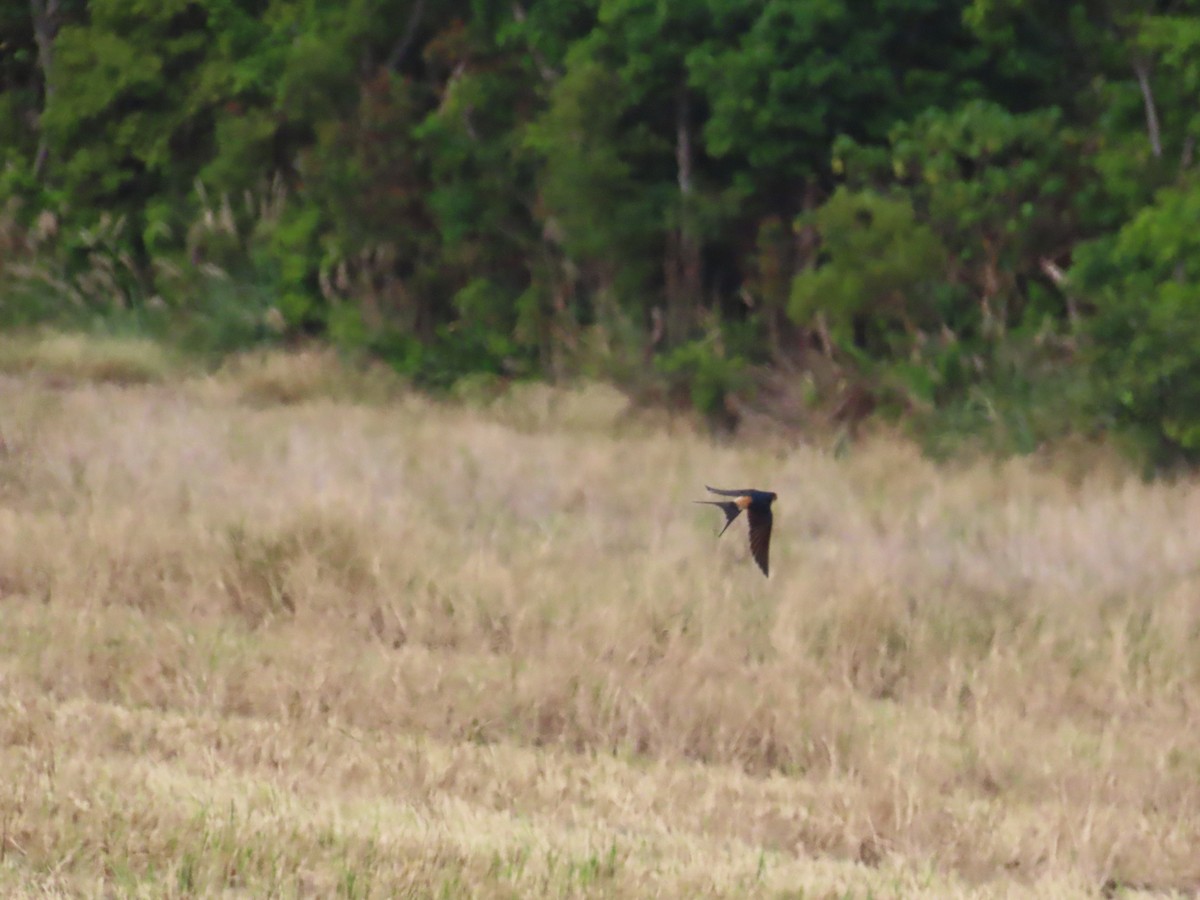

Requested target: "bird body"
[{"left": 694, "top": 485, "right": 777, "bottom": 576}]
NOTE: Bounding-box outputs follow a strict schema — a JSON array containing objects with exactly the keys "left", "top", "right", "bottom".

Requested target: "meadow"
[{"left": 0, "top": 334, "right": 1198, "bottom": 898}]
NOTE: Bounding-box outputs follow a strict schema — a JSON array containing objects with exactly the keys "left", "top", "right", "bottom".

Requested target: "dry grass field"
[{"left": 1, "top": 333, "right": 1200, "bottom": 898}]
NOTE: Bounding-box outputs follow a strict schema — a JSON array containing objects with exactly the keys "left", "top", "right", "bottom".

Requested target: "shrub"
[{"left": 655, "top": 336, "right": 747, "bottom": 423}]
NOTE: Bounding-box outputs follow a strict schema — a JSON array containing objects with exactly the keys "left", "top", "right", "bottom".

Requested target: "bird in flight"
[{"left": 694, "top": 485, "right": 777, "bottom": 577}]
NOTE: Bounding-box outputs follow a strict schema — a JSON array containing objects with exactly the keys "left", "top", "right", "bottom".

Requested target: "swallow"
[{"left": 694, "top": 485, "right": 777, "bottom": 577}]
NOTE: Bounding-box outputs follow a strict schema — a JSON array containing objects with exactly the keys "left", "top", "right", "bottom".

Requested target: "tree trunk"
[
  {"left": 788, "top": 179, "right": 821, "bottom": 359},
  {"left": 665, "top": 85, "right": 701, "bottom": 346},
  {"left": 30, "top": 0, "right": 62, "bottom": 180}
]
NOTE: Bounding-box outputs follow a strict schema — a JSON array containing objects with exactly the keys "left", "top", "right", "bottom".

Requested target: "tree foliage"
[
  {"left": 1077, "top": 180, "right": 1200, "bottom": 463},
  {"left": 4, "top": 0, "right": 1200, "bottom": 463}
]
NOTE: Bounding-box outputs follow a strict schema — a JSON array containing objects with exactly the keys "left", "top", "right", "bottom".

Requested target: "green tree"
[
  {"left": 693, "top": 0, "right": 991, "bottom": 201},
  {"left": 689, "top": 0, "right": 1022, "bottom": 359},
  {"left": 523, "top": 51, "right": 658, "bottom": 329},
  {"left": 1077, "top": 179, "right": 1200, "bottom": 465},
  {"left": 790, "top": 187, "right": 947, "bottom": 358},
  {"left": 836, "top": 101, "right": 1084, "bottom": 339}
]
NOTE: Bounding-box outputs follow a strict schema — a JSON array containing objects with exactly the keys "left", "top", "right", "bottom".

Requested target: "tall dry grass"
[{"left": 0, "top": 339, "right": 1198, "bottom": 897}]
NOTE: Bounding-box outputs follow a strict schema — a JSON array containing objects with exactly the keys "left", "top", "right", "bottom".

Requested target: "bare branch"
[
  {"left": 642, "top": 307, "right": 664, "bottom": 364},
  {"left": 1040, "top": 257, "right": 1080, "bottom": 330},
  {"left": 1038, "top": 257, "right": 1068, "bottom": 288},
  {"left": 1132, "top": 55, "right": 1163, "bottom": 159}
]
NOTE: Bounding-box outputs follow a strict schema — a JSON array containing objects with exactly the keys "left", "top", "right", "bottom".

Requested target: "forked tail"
[{"left": 693, "top": 500, "right": 742, "bottom": 536}]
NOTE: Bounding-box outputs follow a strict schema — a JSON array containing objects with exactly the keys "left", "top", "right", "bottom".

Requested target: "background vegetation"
[{"left": 4, "top": 0, "right": 1200, "bottom": 462}]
